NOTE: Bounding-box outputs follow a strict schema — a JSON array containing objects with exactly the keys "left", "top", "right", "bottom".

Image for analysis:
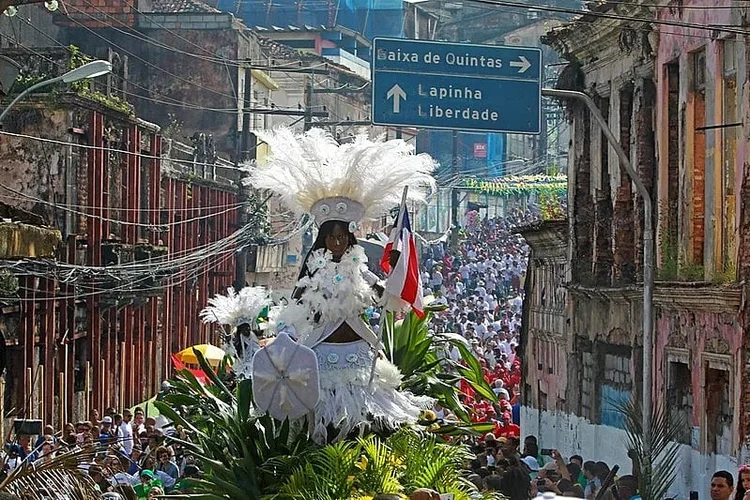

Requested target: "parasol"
[
  {"left": 175, "top": 344, "right": 225, "bottom": 368},
  {"left": 252, "top": 332, "right": 320, "bottom": 421}
]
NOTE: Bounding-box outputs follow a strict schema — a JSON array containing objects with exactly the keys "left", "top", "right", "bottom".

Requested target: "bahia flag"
[{"left": 384, "top": 207, "right": 424, "bottom": 319}]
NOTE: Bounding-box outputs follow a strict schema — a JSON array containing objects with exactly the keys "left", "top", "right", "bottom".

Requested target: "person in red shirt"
[{"left": 494, "top": 411, "right": 520, "bottom": 439}]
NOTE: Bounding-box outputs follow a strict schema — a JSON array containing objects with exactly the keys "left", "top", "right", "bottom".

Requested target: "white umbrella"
[{"left": 252, "top": 333, "right": 320, "bottom": 421}]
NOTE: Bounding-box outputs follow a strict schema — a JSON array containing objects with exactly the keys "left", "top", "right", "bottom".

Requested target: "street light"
[{"left": 0, "top": 60, "right": 112, "bottom": 125}]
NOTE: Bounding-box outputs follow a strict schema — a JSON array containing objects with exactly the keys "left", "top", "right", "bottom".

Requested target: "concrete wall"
[{"left": 522, "top": 406, "right": 737, "bottom": 499}]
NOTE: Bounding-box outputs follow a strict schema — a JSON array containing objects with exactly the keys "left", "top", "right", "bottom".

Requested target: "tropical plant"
[
  {"left": 0, "top": 445, "right": 100, "bottom": 499},
  {"left": 154, "top": 349, "right": 316, "bottom": 499},
  {"left": 382, "top": 307, "right": 497, "bottom": 426},
  {"left": 619, "top": 398, "right": 684, "bottom": 500},
  {"left": 274, "top": 428, "right": 505, "bottom": 500}
]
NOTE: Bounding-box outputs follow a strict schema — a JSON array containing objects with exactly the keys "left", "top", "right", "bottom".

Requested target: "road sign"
[{"left": 371, "top": 38, "right": 542, "bottom": 134}]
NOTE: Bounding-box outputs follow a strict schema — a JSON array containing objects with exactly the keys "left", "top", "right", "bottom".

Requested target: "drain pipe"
[{"left": 542, "top": 88, "right": 654, "bottom": 458}]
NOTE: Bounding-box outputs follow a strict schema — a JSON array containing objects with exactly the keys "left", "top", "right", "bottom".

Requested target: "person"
[
  {"left": 248, "top": 127, "right": 435, "bottom": 445},
  {"left": 711, "top": 470, "right": 734, "bottom": 500},
  {"left": 583, "top": 461, "right": 602, "bottom": 500},
  {"left": 735, "top": 464, "right": 750, "bottom": 500},
  {"left": 120, "top": 409, "right": 134, "bottom": 456},
  {"left": 134, "top": 469, "right": 163, "bottom": 499},
  {"left": 614, "top": 474, "right": 641, "bottom": 500},
  {"left": 410, "top": 489, "right": 441, "bottom": 500},
  {"left": 154, "top": 446, "right": 179, "bottom": 482}
]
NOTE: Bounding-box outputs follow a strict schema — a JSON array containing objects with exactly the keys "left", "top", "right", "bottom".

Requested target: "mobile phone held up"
[{"left": 540, "top": 448, "right": 554, "bottom": 456}]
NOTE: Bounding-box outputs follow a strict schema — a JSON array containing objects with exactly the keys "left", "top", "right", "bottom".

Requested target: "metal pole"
[
  {"left": 450, "top": 130, "right": 459, "bottom": 249},
  {"left": 541, "top": 88, "right": 654, "bottom": 454},
  {"left": 234, "top": 65, "right": 254, "bottom": 291},
  {"left": 0, "top": 76, "right": 63, "bottom": 125}
]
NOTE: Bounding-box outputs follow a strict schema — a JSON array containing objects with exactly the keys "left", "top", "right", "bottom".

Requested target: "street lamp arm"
[
  {"left": 0, "top": 60, "right": 111, "bottom": 126},
  {"left": 0, "top": 75, "right": 63, "bottom": 125}
]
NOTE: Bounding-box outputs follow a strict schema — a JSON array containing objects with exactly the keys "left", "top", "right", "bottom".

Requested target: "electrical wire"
[
  {"left": 460, "top": 0, "right": 750, "bottom": 36},
  {"left": 0, "top": 184, "right": 240, "bottom": 229},
  {"left": 0, "top": 130, "right": 247, "bottom": 172}
]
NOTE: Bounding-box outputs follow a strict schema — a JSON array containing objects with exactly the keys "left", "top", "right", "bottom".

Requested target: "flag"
[
  {"left": 379, "top": 226, "right": 399, "bottom": 274},
  {"left": 384, "top": 208, "right": 424, "bottom": 318}
]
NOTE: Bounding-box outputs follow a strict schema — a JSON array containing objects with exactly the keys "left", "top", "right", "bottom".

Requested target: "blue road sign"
[{"left": 371, "top": 38, "right": 542, "bottom": 134}]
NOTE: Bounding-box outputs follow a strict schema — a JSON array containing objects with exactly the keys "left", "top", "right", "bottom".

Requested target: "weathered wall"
[
  {"left": 522, "top": 406, "right": 736, "bottom": 499},
  {"left": 59, "top": 25, "right": 247, "bottom": 158},
  {"left": 519, "top": 221, "right": 568, "bottom": 411}
]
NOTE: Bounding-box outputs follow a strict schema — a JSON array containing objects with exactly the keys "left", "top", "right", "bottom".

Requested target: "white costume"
[
  {"left": 246, "top": 128, "right": 436, "bottom": 444},
  {"left": 199, "top": 286, "right": 271, "bottom": 379}
]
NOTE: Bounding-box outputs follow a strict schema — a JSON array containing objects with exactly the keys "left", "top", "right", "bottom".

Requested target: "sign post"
[{"left": 372, "top": 38, "right": 543, "bottom": 134}]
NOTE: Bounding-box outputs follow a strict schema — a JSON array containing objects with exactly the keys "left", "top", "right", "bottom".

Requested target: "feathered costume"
[
  {"left": 246, "top": 128, "right": 436, "bottom": 444},
  {"left": 199, "top": 286, "right": 271, "bottom": 379}
]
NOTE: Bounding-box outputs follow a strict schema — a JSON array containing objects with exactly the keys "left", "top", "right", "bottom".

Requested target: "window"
[
  {"left": 599, "top": 353, "right": 632, "bottom": 430},
  {"left": 690, "top": 49, "right": 707, "bottom": 268},
  {"left": 666, "top": 359, "right": 692, "bottom": 444},
  {"left": 664, "top": 62, "right": 680, "bottom": 271},
  {"left": 580, "top": 351, "right": 595, "bottom": 422},
  {"left": 721, "top": 39, "right": 738, "bottom": 276},
  {"left": 705, "top": 366, "right": 732, "bottom": 454}
]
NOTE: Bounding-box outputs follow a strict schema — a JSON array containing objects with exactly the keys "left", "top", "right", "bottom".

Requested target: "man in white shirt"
[{"left": 120, "top": 409, "right": 134, "bottom": 456}]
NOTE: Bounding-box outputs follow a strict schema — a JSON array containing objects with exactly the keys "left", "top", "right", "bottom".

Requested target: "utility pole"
[
  {"left": 450, "top": 129, "right": 459, "bottom": 249},
  {"left": 304, "top": 75, "right": 314, "bottom": 132},
  {"left": 234, "top": 64, "right": 254, "bottom": 291}
]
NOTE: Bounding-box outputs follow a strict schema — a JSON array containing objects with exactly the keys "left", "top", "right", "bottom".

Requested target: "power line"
[
  {"left": 461, "top": 0, "right": 750, "bottom": 36},
  {"left": 0, "top": 184, "right": 240, "bottom": 229}
]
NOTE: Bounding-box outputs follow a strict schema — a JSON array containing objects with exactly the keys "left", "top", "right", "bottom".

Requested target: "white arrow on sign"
[
  {"left": 509, "top": 55, "right": 531, "bottom": 74},
  {"left": 387, "top": 84, "right": 406, "bottom": 113}
]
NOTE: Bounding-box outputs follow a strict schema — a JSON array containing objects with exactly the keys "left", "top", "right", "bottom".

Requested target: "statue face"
[{"left": 324, "top": 222, "right": 349, "bottom": 259}]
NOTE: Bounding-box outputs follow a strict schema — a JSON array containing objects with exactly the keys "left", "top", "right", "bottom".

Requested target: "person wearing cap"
[
  {"left": 99, "top": 416, "right": 117, "bottom": 446},
  {"left": 494, "top": 410, "right": 520, "bottom": 440},
  {"left": 521, "top": 455, "right": 541, "bottom": 479},
  {"left": 134, "top": 468, "right": 163, "bottom": 499}
]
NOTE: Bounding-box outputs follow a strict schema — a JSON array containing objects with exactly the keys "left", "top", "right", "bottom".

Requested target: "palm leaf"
[
  {"left": 0, "top": 445, "right": 101, "bottom": 499},
  {"left": 618, "top": 398, "right": 683, "bottom": 500}
]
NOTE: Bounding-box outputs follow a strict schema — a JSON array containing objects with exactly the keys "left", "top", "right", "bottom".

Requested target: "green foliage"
[
  {"left": 463, "top": 175, "right": 567, "bottom": 198},
  {"left": 712, "top": 261, "right": 736, "bottom": 284},
  {"left": 163, "top": 112, "right": 184, "bottom": 140},
  {"left": 383, "top": 308, "right": 497, "bottom": 424},
  {"left": 76, "top": 88, "right": 135, "bottom": 116},
  {"left": 678, "top": 262, "right": 705, "bottom": 281},
  {"left": 154, "top": 349, "right": 316, "bottom": 499},
  {"left": 657, "top": 225, "right": 706, "bottom": 282},
  {"left": 0, "top": 445, "right": 102, "bottom": 498},
  {"left": 618, "top": 399, "right": 684, "bottom": 500},
  {"left": 0, "top": 269, "right": 19, "bottom": 298},
  {"left": 274, "top": 428, "right": 505, "bottom": 500},
  {"left": 11, "top": 73, "right": 48, "bottom": 93},
  {"left": 539, "top": 191, "right": 565, "bottom": 221}
]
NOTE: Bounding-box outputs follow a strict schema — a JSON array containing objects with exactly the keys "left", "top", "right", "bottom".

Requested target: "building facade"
[{"left": 522, "top": 1, "right": 750, "bottom": 495}]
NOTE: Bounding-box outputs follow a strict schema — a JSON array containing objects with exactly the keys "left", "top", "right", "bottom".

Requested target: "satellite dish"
[{"left": 0, "top": 56, "right": 21, "bottom": 96}]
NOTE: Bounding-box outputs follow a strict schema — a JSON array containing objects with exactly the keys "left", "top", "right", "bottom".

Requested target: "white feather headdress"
[
  {"left": 200, "top": 286, "right": 270, "bottom": 329},
  {"left": 244, "top": 128, "right": 436, "bottom": 226}
]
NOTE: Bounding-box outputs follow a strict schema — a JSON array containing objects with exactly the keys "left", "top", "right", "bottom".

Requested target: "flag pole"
[{"left": 368, "top": 186, "right": 409, "bottom": 389}]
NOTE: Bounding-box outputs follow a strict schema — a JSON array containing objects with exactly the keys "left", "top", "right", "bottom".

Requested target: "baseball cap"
[
  {"left": 140, "top": 469, "right": 155, "bottom": 479},
  {"left": 102, "top": 416, "right": 113, "bottom": 424},
  {"left": 521, "top": 456, "right": 540, "bottom": 472}
]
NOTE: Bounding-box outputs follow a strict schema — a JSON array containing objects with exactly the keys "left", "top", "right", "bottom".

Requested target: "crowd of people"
[
  {"left": 417, "top": 209, "right": 630, "bottom": 499},
  {"left": 1, "top": 404, "right": 202, "bottom": 498},
  {"left": 422, "top": 209, "right": 531, "bottom": 433}
]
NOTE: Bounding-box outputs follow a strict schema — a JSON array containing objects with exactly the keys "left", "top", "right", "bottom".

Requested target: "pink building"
[{"left": 522, "top": 1, "right": 750, "bottom": 496}]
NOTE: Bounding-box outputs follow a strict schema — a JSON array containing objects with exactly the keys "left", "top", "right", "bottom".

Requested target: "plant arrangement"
[{"left": 154, "top": 306, "right": 500, "bottom": 500}]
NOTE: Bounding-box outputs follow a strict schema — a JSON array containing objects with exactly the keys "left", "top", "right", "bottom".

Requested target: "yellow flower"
[
  {"left": 355, "top": 455, "right": 369, "bottom": 470},
  {"left": 427, "top": 423, "right": 441, "bottom": 432}
]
